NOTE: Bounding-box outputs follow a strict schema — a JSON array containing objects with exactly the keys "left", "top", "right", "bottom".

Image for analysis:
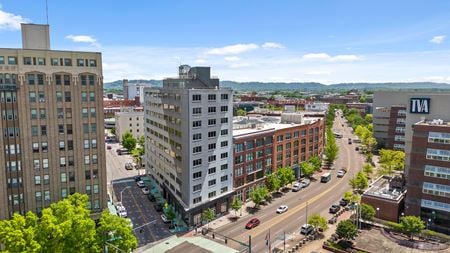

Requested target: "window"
[
  {"left": 221, "top": 94, "right": 228, "bottom": 100},
  {"left": 193, "top": 133, "right": 202, "bottom": 141},
  {"left": 27, "top": 74, "right": 35, "bottom": 85},
  {"left": 29, "top": 92, "right": 36, "bottom": 102},
  {"left": 81, "top": 92, "right": 87, "bottom": 102},
  {"left": 192, "top": 107, "right": 202, "bottom": 115},
  {"left": 208, "top": 143, "right": 216, "bottom": 150},
  {"left": 208, "top": 107, "right": 216, "bottom": 113},
  {"left": 221, "top": 152, "right": 228, "bottom": 159},
  {"left": 221, "top": 141, "right": 228, "bottom": 147},
  {"left": 208, "top": 179, "right": 216, "bottom": 187},
  {"left": 208, "top": 94, "right": 216, "bottom": 101},
  {"left": 64, "top": 58, "right": 72, "bottom": 66},
  {"left": 428, "top": 132, "right": 450, "bottom": 144},
  {"left": 84, "top": 155, "right": 90, "bottom": 165},
  {"left": 246, "top": 153, "right": 254, "bottom": 162},
  {"left": 39, "top": 109, "right": 46, "bottom": 119},
  {"left": 221, "top": 129, "right": 228, "bottom": 136},
  {"left": 44, "top": 191, "right": 50, "bottom": 201},
  {"left": 221, "top": 175, "right": 228, "bottom": 182},
  {"left": 246, "top": 141, "right": 254, "bottom": 150},
  {"left": 58, "top": 125, "right": 64, "bottom": 134},
  {"left": 192, "top": 94, "right": 201, "bottom": 101},
  {"left": 40, "top": 125, "right": 47, "bottom": 136},
  {"left": 91, "top": 123, "right": 97, "bottom": 133},
  {"left": 221, "top": 187, "right": 228, "bottom": 193},
  {"left": 193, "top": 184, "right": 202, "bottom": 192},
  {"left": 65, "top": 91, "right": 71, "bottom": 102},
  {"left": 208, "top": 119, "right": 216, "bottom": 126},
  {"left": 93, "top": 184, "right": 99, "bottom": 193},
  {"left": 77, "top": 59, "right": 84, "bottom": 67},
  {"left": 423, "top": 182, "right": 450, "bottom": 198},
  {"left": 89, "top": 92, "right": 95, "bottom": 101},
  {"left": 208, "top": 191, "right": 216, "bottom": 198},
  {"left": 235, "top": 154, "right": 244, "bottom": 164},
  {"left": 235, "top": 143, "right": 244, "bottom": 152},
  {"left": 426, "top": 148, "right": 450, "bottom": 161},
  {"left": 221, "top": 106, "right": 228, "bottom": 112},
  {"left": 88, "top": 75, "right": 95, "bottom": 85},
  {"left": 82, "top": 108, "right": 88, "bottom": 118},
  {"left": 51, "top": 58, "right": 59, "bottom": 66},
  {"left": 193, "top": 197, "right": 202, "bottom": 204},
  {"left": 35, "top": 191, "right": 42, "bottom": 201},
  {"left": 277, "top": 135, "right": 283, "bottom": 141},
  {"left": 193, "top": 120, "right": 202, "bottom": 128},
  {"left": 208, "top": 131, "right": 216, "bottom": 138},
  {"left": 208, "top": 155, "right": 216, "bottom": 162},
  {"left": 8, "top": 56, "right": 17, "bottom": 65},
  {"left": 35, "top": 175, "right": 41, "bottom": 185},
  {"left": 221, "top": 118, "right": 228, "bottom": 124},
  {"left": 0, "top": 56, "right": 4, "bottom": 64},
  {"left": 61, "top": 188, "right": 67, "bottom": 198},
  {"left": 38, "top": 91, "right": 45, "bottom": 102},
  {"left": 286, "top": 133, "right": 291, "bottom": 140},
  {"left": 193, "top": 171, "right": 202, "bottom": 179},
  {"left": 208, "top": 167, "right": 216, "bottom": 174},
  {"left": 193, "top": 146, "right": 202, "bottom": 154},
  {"left": 61, "top": 172, "right": 67, "bottom": 183},
  {"left": 90, "top": 108, "right": 96, "bottom": 117},
  {"left": 60, "top": 157, "right": 66, "bottom": 167},
  {"left": 80, "top": 75, "right": 87, "bottom": 85},
  {"left": 86, "top": 185, "right": 91, "bottom": 195},
  {"left": 63, "top": 75, "right": 71, "bottom": 85},
  {"left": 24, "top": 57, "right": 32, "bottom": 65},
  {"left": 55, "top": 74, "right": 62, "bottom": 85},
  {"left": 91, "top": 139, "right": 97, "bottom": 148},
  {"left": 424, "top": 165, "right": 450, "bottom": 180},
  {"left": 44, "top": 175, "right": 49, "bottom": 185},
  {"left": 89, "top": 59, "right": 97, "bottom": 67},
  {"left": 32, "top": 142, "right": 39, "bottom": 152},
  {"left": 84, "top": 139, "right": 90, "bottom": 149},
  {"left": 221, "top": 164, "right": 228, "bottom": 170},
  {"left": 193, "top": 159, "right": 202, "bottom": 166},
  {"left": 30, "top": 109, "right": 37, "bottom": 119}
]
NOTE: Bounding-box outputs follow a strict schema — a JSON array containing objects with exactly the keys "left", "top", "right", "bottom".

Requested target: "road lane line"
[{"left": 127, "top": 187, "right": 156, "bottom": 242}]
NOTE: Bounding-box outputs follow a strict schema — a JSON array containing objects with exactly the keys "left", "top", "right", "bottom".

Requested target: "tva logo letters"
[{"left": 410, "top": 98, "right": 430, "bottom": 114}]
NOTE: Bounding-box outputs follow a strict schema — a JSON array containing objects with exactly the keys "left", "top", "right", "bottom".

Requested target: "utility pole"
[
  {"left": 283, "top": 232, "right": 286, "bottom": 252},
  {"left": 248, "top": 235, "right": 252, "bottom": 253}
]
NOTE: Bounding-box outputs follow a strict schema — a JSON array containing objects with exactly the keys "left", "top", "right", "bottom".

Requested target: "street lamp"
[
  {"left": 376, "top": 207, "right": 380, "bottom": 219},
  {"left": 120, "top": 186, "right": 131, "bottom": 203}
]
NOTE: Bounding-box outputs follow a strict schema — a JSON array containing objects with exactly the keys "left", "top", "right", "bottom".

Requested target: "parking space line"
[{"left": 128, "top": 187, "right": 156, "bottom": 242}]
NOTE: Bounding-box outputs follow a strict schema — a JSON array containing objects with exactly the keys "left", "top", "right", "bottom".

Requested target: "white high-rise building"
[{"left": 144, "top": 65, "right": 233, "bottom": 225}]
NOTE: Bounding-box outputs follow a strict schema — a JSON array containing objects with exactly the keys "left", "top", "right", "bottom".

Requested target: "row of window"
[
  {"left": 421, "top": 199, "right": 450, "bottom": 213},
  {"left": 424, "top": 165, "right": 450, "bottom": 180},
  {"left": 26, "top": 74, "right": 96, "bottom": 85},
  {"left": 426, "top": 148, "right": 450, "bottom": 161},
  {"left": 423, "top": 182, "right": 450, "bottom": 198},
  {"left": 192, "top": 141, "right": 228, "bottom": 154},
  {"left": 192, "top": 106, "right": 229, "bottom": 115},
  {"left": 428, "top": 132, "right": 450, "bottom": 144},
  {"left": 192, "top": 93, "right": 229, "bottom": 101},
  {"left": 0, "top": 73, "right": 18, "bottom": 84},
  {"left": 19, "top": 57, "right": 97, "bottom": 67}
]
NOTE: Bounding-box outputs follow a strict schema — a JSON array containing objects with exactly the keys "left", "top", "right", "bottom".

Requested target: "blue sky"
[{"left": 1, "top": 1, "right": 450, "bottom": 83}]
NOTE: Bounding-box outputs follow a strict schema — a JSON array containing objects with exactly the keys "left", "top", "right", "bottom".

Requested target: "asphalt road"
[
  {"left": 215, "top": 112, "right": 365, "bottom": 252},
  {"left": 105, "top": 141, "right": 142, "bottom": 184},
  {"left": 112, "top": 180, "right": 173, "bottom": 246}
]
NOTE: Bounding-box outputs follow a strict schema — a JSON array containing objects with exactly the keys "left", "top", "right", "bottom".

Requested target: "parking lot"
[{"left": 112, "top": 178, "right": 174, "bottom": 246}]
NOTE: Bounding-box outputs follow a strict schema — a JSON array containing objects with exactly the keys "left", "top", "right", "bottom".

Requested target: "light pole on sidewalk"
[{"left": 120, "top": 186, "right": 131, "bottom": 203}]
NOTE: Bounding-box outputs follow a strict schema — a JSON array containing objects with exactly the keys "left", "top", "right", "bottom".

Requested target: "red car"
[{"left": 245, "top": 218, "right": 260, "bottom": 229}]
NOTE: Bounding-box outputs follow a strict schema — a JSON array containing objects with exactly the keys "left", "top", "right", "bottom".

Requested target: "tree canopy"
[
  {"left": 301, "top": 162, "right": 316, "bottom": 178},
  {"left": 360, "top": 204, "right": 375, "bottom": 221},
  {"left": 276, "top": 167, "right": 296, "bottom": 188},
  {"left": 121, "top": 131, "right": 137, "bottom": 151},
  {"left": 378, "top": 149, "right": 405, "bottom": 176},
  {"left": 349, "top": 171, "right": 369, "bottom": 192},
  {"left": 265, "top": 173, "right": 281, "bottom": 193},
  {"left": 336, "top": 220, "right": 358, "bottom": 241},
  {"left": 230, "top": 197, "right": 243, "bottom": 217},
  {"left": 308, "top": 214, "right": 328, "bottom": 232},
  {"left": 0, "top": 193, "right": 137, "bottom": 253},
  {"left": 399, "top": 216, "right": 425, "bottom": 240}
]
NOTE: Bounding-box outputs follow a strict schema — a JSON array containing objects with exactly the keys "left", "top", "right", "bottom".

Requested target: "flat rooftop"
[
  {"left": 233, "top": 115, "right": 321, "bottom": 137},
  {"left": 415, "top": 119, "right": 450, "bottom": 127},
  {"left": 363, "top": 176, "right": 405, "bottom": 202},
  {"left": 138, "top": 236, "right": 239, "bottom": 253}
]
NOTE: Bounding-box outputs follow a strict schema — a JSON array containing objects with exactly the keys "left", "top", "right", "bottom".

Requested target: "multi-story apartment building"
[
  {"left": 115, "top": 110, "right": 144, "bottom": 141},
  {"left": 0, "top": 24, "right": 107, "bottom": 220},
  {"left": 232, "top": 114, "right": 325, "bottom": 201},
  {"left": 144, "top": 65, "right": 234, "bottom": 226},
  {"left": 408, "top": 119, "right": 450, "bottom": 234},
  {"left": 122, "top": 79, "right": 151, "bottom": 104}
]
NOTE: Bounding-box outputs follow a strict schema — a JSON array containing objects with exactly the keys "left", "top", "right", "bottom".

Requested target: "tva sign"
[{"left": 410, "top": 98, "right": 430, "bottom": 114}]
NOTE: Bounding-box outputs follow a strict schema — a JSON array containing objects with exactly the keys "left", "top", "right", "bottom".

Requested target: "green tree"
[
  {"left": 230, "top": 198, "right": 243, "bottom": 217},
  {"left": 277, "top": 167, "right": 296, "bottom": 188},
  {"left": 97, "top": 210, "right": 138, "bottom": 252},
  {"left": 301, "top": 162, "right": 316, "bottom": 178},
  {"left": 0, "top": 212, "right": 41, "bottom": 253},
  {"left": 237, "top": 108, "right": 247, "bottom": 116},
  {"left": 121, "top": 131, "right": 137, "bottom": 151},
  {"left": 324, "top": 128, "right": 339, "bottom": 164},
  {"left": 265, "top": 173, "right": 281, "bottom": 193},
  {"left": 350, "top": 171, "right": 369, "bottom": 192},
  {"left": 336, "top": 220, "right": 358, "bottom": 241},
  {"left": 308, "top": 214, "right": 328, "bottom": 233},
  {"left": 378, "top": 149, "right": 405, "bottom": 176},
  {"left": 343, "top": 191, "right": 360, "bottom": 204},
  {"left": 360, "top": 204, "right": 375, "bottom": 221},
  {"left": 359, "top": 95, "right": 367, "bottom": 103},
  {"left": 250, "top": 186, "right": 269, "bottom": 208},
  {"left": 163, "top": 203, "right": 176, "bottom": 223},
  {"left": 362, "top": 163, "right": 374, "bottom": 178},
  {"left": 399, "top": 216, "right": 425, "bottom": 241},
  {"left": 201, "top": 208, "right": 215, "bottom": 228},
  {"left": 309, "top": 155, "right": 322, "bottom": 171}
]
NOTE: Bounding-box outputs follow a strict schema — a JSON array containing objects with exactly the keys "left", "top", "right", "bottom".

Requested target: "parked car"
[
  {"left": 142, "top": 187, "right": 150, "bottom": 195},
  {"left": 134, "top": 176, "right": 141, "bottom": 182},
  {"left": 161, "top": 214, "right": 170, "bottom": 223},
  {"left": 154, "top": 204, "right": 163, "bottom": 212},
  {"left": 245, "top": 218, "right": 260, "bottom": 229},
  {"left": 300, "top": 179, "right": 311, "bottom": 188},
  {"left": 339, "top": 198, "right": 349, "bottom": 206},
  {"left": 337, "top": 169, "right": 346, "bottom": 178},
  {"left": 136, "top": 180, "right": 145, "bottom": 188},
  {"left": 292, "top": 182, "right": 302, "bottom": 192},
  {"left": 328, "top": 217, "right": 337, "bottom": 224},
  {"left": 276, "top": 205, "right": 289, "bottom": 214},
  {"left": 329, "top": 204, "right": 341, "bottom": 214},
  {"left": 116, "top": 148, "right": 130, "bottom": 155},
  {"left": 118, "top": 209, "right": 128, "bottom": 218},
  {"left": 125, "top": 162, "right": 134, "bottom": 170},
  {"left": 107, "top": 145, "right": 112, "bottom": 150},
  {"left": 300, "top": 224, "right": 314, "bottom": 235}
]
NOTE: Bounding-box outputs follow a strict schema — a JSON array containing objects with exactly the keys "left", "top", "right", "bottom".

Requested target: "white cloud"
[
  {"left": 0, "top": 8, "right": 30, "bottom": 30},
  {"left": 262, "top": 42, "right": 285, "bottom": 49},
  {"left": 304, "top": 70, "right": 331, "bottom": 75},
  {"left": 195, "top": 58, "right": 207, "bottom": 64},
  {"left": 206, "top": 43, "right": 259, "bottom": 55},
  {"left": 302, "top": 53, "right": 361, "bottom": 62},
  {"left": 430, "top": 35, "right": 445, "bottom": 44},
  {"left": 224, "top": 56, "right": 240, "bottom": 62},
  {"left": 66, "top": 34, "right": 97, "bottom": 43}
]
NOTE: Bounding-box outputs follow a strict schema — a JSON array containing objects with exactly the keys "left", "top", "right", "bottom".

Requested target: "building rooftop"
[
  {"left": 363, "top": 176, "right": 406, "bottom": 202},
  {"left": 233, "top": 114, "right": 321, "bottom": 137},
  {"left": 415, "top": 119, "right": 450, "bottom": 127},
  {"left": 137, "top": 236, "right": 239, "bottom": 253}
]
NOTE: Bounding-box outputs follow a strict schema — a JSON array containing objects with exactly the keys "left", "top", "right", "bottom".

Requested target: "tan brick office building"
[{"left": 0, "top": 24, "right": 107, "bottom": 220}]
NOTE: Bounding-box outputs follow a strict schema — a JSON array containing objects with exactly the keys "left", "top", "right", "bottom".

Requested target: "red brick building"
[{"left": 232, "top": 115, "right": 325, "bottom": 201}]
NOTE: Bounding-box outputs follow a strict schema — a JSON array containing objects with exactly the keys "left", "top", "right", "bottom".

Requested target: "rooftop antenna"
[{"left": 45, "top": 0, "right": 49, "bottom": 24}]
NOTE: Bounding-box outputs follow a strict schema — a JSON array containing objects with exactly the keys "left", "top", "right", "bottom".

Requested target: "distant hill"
[{"left": 104, "top": 80, "right": 450, "bottom": 91}]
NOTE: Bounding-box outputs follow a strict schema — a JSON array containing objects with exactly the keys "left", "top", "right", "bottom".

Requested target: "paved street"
[
  {"left": 112, "top": 180, "right": 173, "bottom": 246},
  {"left": 214, "top": 113, "right": 365, "bottom": 252},
  {"left": 105, "top": 141, "right": 143, "bottom": 186}
]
